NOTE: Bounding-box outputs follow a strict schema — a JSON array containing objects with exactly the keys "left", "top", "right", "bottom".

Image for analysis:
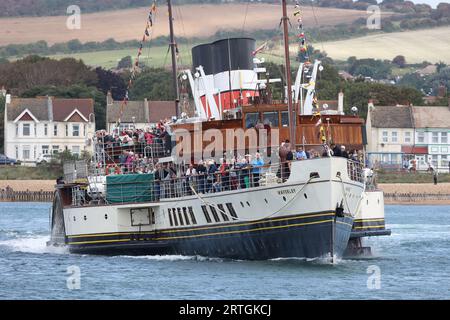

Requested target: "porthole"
[
  {"left": 246, "top": 201, "right": 250, "bottom": 207},
  {"left": 283, "top": 196, "right": 287, "bottom": 202},
  {"left": 264, "top": 199, "right": 268, "bottom": 204},
  {"left": 304, "top": 193, "right": 308, "bottom": 199},
  {"left": 240, "top": 202, "right": 245, "bottom": 208},
  {"left": 83, "top": 215, "right": 87, "bottom": 221},
  {"left": 105, "top": 214, "right": 108, "bottom": 220},
  {"left": 73, "top": 216, "right": 76, "bottom": 222}
]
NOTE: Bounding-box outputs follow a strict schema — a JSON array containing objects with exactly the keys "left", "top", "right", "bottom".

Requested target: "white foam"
[
  {"left": 116, "top": 254, "right": 224, "bottom": 262},
  {"left": 0, "top": 235, "right": 68, "bottom": 255}
]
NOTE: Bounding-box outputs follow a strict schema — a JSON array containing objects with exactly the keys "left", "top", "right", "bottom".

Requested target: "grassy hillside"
[
  {"left": 0, "top": 4, "right": 368, "bottom": 46},
  {"left": 319, "top": 26, "right": 450, "bottom": 64}
]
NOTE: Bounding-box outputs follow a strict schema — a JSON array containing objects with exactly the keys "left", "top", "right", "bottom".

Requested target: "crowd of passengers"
[
  {"left": 98, "top": 137, "right": 364, "bottom": 198},
  {"left": 95, "top": 120, "right": 173, "bottom": 158}
]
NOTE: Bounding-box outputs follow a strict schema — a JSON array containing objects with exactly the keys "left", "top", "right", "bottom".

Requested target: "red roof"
[
  {"left": 52, "top": 99, "right": 94, "bottom": 122},
  {"left": 401, "top": 146, "right": 428, "bottom": 154}
]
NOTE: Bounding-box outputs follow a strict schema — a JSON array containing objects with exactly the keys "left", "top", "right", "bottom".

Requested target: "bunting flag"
[
  {"left": 115, "top": 1, "right": 158, "bottom": 128},
  {"left": 252, "top": 41, "right": 268, "bottom": 56},
  {"left": 293, "top": 0, "right": 309, "bottom": 62}
]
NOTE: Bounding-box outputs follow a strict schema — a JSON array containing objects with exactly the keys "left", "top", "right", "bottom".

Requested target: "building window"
[
  {"left": 22, "top": 124, "right": 31, "bottom": 136},
  {"left": 281, "top": 111, "right": 289, "bottom": 127},
  {"left": 417, "top": 132, "right": 425, "bottom": 143},
  {"left": 65, "top": 125, "right": 69, "bottom": 137},
  {"left": 245, "top": 113, "right": 259, "bottom": 129},
  {"left": 263, "top": 112, "right": 279, "bottom": 127},
  {"left": 15, "top": 124, "right": 19, "bottom": 137},
  {"left": 391, "top": 131, "right": 398, "bottom": 143},
  {"left": 382, "top": 131, "right": 388, "bottom": 143},
  {"left": 441, "top": 132, "right": 448, "bottom": 144},
  {"left": 34, "top": 124, "right": 36, "bottom": 136},
  {"left": 72, "top": 146, "right": 81, "bottom": 156},
  {"left": 52, "top": 146, "right": 59, "bottom": 154},
  {"left": 441, "top": 155, "right": 448, "bottom": 167},
  {"left": 15, "top": 146, "right": 19, "bottom": 159},
  {"left": 44, "top": 124, "right": 48, "bottom": 136},
  {"left": 83, "top": 124, "right": 86, "bottom": 136},
  {"left": 404, "top": 132, "right": 411, "bottom": 143},
  {"left": 22, "top": 146, "right": 31, "bottom": 160},
  {"left": 72, "top": 124, "right": 80, "bottom": 137},
  {"left": 431, "top": 155, "right": 438, "bottom": 167},
  {"left": 432, "top": 132, "right": 439, "bottom": 144},
  {"left": 42, "top": 145, "right": 49, "bottom": 155},
  {"left": 54, "top": 125, "right": 58, "bottom": 136}
]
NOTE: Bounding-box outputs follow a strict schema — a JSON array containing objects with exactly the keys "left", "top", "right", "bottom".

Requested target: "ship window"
[
  {"left": 168, "top": 209, "right": 173, "bottom": 226},
  {"left": 201, "top": 205, "right": 212, "bottom": 223},
  {"left": 226, "top": 203, "right": 238, "bottom": 220},
  {"left": 217, "top": 204, "right": 229, "bottom": 222},
  {"left": 263, "top": 112, "right": 279, "bottom": 127},
  {"left": 182, "top": 207, "right": 190, "bottom": 225},
  {"left": 240, "top": 202, "right": 244, "bottom": 208},
  {"left": 281, "top": 111, "right": 289, "bottom": 127},
  {"left": 245, "top": 113, "right": 259, "bottom": 129},
  {"left": 188, "top": 207, "right": 197, "bottom": 225},
  {"left": 177, "top": 208, "right": 184, "bottom": 226},
  {"left": 210, "top": 206, "right": 221, "bottom": 222},
  {"left": 172, "top": 208, "right": 179, "bottom": 226}
]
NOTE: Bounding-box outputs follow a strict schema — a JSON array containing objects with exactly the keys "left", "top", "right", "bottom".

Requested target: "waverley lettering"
[{"left": 277, "top": 188, "right": 296, "bottom": 195}]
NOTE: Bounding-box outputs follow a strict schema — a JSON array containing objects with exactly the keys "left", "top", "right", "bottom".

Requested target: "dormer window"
[
  {"left": 23, "top": 124, "right": 31, "bottom": 136},
  {"left": 72, "top": 124, "right": 80, "bottom": 137}
]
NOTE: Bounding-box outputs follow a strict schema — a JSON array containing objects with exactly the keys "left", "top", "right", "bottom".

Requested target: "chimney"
[
  {"left": 144, "top": 98, "right": 150, "bottom": 123},
  {"left": 368, "top": 99, "right": 375, "bottom": 111},
  {"left": 338, "top": 91, "right": 344, "bottom": 114},
  {"left": 47, "top": 96, "right": 53, "bottom": 122},
  {"left": 107, "top": 91, "right": 113, "bottom": 106},
  {"left": 5, "top": 94, "right": 11, "bottom": 105}
]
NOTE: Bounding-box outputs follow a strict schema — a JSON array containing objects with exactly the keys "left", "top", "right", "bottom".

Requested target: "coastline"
[{"left": 0, "top": 180, "right": 449, "bottom": 205}]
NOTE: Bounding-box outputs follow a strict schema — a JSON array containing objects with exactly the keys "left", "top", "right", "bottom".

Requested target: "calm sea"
[{"left": 0, "top": 202, "right": 449, "bottom": 300}]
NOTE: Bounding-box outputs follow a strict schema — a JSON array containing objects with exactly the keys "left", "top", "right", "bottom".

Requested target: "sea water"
[{"left": 0, "top": 202, "right": 449, "bottom": 300}]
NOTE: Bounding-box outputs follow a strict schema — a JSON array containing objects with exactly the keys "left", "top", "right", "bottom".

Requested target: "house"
[
  {"left": 365, "top": 101, "right": 415, "bottom": 170},
  {"left": 366, "top": 100, "right": 450, "bottom": 172},
  {"left": 3, "top": 96, "right": 96, "bottom": 164},
  {"left": 412, "top": 105, "right": 450, "bottom": 171},
  {"left": 106, "top": 92, "right": 177, "bottom": 132}
]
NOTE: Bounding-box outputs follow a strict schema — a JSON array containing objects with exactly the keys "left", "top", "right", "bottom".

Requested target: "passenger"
[
  {"left": 197, "top": 160, "right": 207, "bottom": 194},
  {"left": 219, "top": 159, "right": 230, "bottom": 191},
  {"left": 251, "top": 153, "right": 264, "bottom": 187},
  {"left": 296, "top": 147, "right": 307, "bottom": 160}
]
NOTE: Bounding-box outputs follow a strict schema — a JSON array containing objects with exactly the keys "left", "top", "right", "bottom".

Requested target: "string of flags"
[
  {"left": 294, "top": 0, "right": 309, "bottom": 62},
  {"left": 116, "top": 1, "right": 157, "bottom": 127}
]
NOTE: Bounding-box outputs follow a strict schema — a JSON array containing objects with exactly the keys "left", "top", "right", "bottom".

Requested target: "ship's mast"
[
  {"left": 281, "top": 0, "right": 296, "bottom": 147},
  {"left": 168, "top": 0, "right": 179, "bottom": 117}
]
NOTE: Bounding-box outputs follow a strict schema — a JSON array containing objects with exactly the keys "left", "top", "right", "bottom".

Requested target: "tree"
[
  {"left": 129, "top": 68, "right": 175, "bottom": 101},
  {"left": 392, "top": 55, "right": 406, "bottom": 68},
  {"left": 117, "top": 56, "right": 133, "bottom": 69},
  {"left": 95, "top": 67, "right": 127, "bottom": 100}
]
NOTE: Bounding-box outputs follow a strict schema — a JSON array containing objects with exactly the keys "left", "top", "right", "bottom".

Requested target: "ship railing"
[
  {"left": 96, "top": 140, "right": 169, "bottom": 165},
  {"left": 347, "top": 159, "right": 365, "bottom": 184}
]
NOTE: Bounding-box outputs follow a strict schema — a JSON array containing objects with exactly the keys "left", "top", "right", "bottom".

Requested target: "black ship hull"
[{"left": 66, "top": 212, "right": 354, "bottom": 260}]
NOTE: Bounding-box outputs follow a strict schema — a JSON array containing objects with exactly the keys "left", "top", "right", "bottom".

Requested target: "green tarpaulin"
[{"left": 106, "top": 174, "right": 154, "bottom": 204}]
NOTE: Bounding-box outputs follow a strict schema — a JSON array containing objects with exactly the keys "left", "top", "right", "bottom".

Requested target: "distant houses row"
[
  {"left": 2, "top": 92, "right": 450, "bottom": 172},
  {"left": 2, "top": 92, "right": 176, "bottom": 164}
]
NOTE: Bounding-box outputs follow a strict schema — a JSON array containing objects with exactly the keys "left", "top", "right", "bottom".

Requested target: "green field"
[{"left": 318, "top": 26, "right": 450, "bottom": 64}]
